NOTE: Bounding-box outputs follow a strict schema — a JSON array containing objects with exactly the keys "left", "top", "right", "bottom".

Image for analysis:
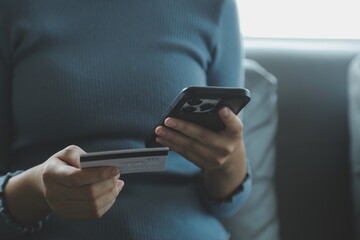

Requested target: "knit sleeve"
[
  {"left": 0, "top": 6, "right": 19, "bottom": 238},
  {"left": 202, "top": 0, "right": 251, "bottom": 218},
  {"left": 206, "top": 0, "right": 245, "bottom": 88},
  {"left": 0, "top": 5, "right": 21, "bottom": 238},
  {"left": 0, "top": 6, "right": 46, "bottom": 238},
  {"left": 200, "top": 158, "right": 252, "bottom": 219},
  {"left": 0, "top": 1, "right": 11, "bottom": 175}
]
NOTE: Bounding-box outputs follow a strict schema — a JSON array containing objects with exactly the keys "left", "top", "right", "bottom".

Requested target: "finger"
[
  {"left": 62, "top": 197, "right": 117, "bottom": 221},
  {"left": 158, "top": 118, "right": 234, "bottom": 154},
  {"left": 218, "top": 107, "right": 243, "bottom": 136},
  {"left": 51, "top": 174, "right": 120, "bottom": 201},
  {"left": 155, "top": 137, "right": 206, "bottom": 169},
  {"left": 54, "top": 145, "right": 86, "bottom": 168},
  {"left": 155, "top": 126, "right": 211, "bottom": 158},
  {"left": 70, "top": 180, "right": 123, "bottom": 213},
  {"left": 55, "top": 180, "right": 123, "bottom": 218},
  {"left": 45, "top": 159, "right": 120, "bottom": 187},
  {"left": 156, "top": 129, "right": 229, "bottom": 170},
  {"left": 71, "top": 175, "right": 121, "bottom": 200},
  {"left": 161, "top": 118, "right": 226, "bottom": 149}
]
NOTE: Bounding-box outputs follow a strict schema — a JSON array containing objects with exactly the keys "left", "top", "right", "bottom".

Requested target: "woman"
[{"left": 0, "top": 0, "right": 251, "bottom": 239}]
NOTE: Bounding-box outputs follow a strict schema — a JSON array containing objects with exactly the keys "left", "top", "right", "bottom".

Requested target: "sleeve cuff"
[
  {"left": 201, "top": 158, "right": 252, "bottom": 219},
  {"left": 0, "top": 171, "right": 48, "bottom": 238}
]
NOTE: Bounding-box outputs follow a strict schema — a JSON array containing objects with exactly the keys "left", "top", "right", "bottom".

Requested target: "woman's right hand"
[{"left": 40, "top": 145, "right": 124, "bottom": 220}]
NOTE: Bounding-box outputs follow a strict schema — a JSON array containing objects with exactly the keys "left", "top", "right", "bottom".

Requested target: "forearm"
[
  {"left": 4, "top": 164, "right": 51, "bottom": 227},
  {"left": 203, "top": 151, "right": 247, "bottom": 200}
]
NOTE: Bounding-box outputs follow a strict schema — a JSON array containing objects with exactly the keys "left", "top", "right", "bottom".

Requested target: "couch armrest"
[
  {"left": 348, "top": 54, "right": 360, "bottom": 240},
  {"left": 221, "top": 59, "right": 280, "bottom": 240}
]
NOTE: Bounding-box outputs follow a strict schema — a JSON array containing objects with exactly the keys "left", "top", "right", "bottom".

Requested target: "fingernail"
[
  {"left": 111, "top": 167, "right": 120, "bottom": 176},
  {"left": 155, "top": 127, "right": 165, "bottom": 136},
  {"left": 220, "top": 107, "right": 229, "bottom": 117},
  {"left": 165, "top": 118, "right": 176, "bottom": 128},
  {"left": 117, "top": 180, "right": 124, "bottom": 190}
]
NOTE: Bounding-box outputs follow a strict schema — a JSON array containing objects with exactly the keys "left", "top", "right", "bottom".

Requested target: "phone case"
[{"left": 145, "top": 86, "right": 251, "bottom": 148}]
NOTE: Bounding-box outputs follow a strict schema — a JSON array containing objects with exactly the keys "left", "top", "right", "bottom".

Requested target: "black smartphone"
[{"left": 145, "top": 86, "right": 251, "bottom": 148}]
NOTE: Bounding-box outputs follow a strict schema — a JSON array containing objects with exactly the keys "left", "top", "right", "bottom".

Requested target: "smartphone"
[{"left": 145, "top": 86, "right": 251, "bottom": 148}]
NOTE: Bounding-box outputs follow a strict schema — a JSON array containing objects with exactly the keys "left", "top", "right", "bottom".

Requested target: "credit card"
[{"left": 80, "top": 147, "right": 169, "bottom": 174}]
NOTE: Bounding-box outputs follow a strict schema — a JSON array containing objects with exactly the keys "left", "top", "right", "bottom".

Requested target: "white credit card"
[{"left": 80, "top": 147, "right": 169, "bottom": 174}]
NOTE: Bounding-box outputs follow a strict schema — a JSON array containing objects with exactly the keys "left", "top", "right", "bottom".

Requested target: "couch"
[
  {"left": 222, "top": 39, "right": 360, "bottom": 240},
  {"left": 349, "top": 54, "right": 360, "bottom": 240},
  {"left": 222, "top": 59, "right": 280, "bottom": 240}
]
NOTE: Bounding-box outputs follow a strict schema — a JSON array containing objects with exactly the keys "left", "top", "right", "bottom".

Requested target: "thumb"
[
  {"left": 53, "top": 145, "right": 86, "bottom": 168},
  {"left": 218, "top": 107, "right": 243, "bottom": 136}
]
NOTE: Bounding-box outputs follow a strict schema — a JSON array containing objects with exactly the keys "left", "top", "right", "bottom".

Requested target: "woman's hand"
[
  {"left": 40, "top": 145, "right": 124, "bottom": 220},
  {"left": 154, "top": 107, "right": 247, "bottom": 200},
  {"left": 5, "top": 145, "right": 124, "bottom": 226}
]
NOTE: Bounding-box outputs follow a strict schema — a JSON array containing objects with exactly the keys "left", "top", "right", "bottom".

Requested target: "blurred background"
[{"left": 230, "top": 0, "right": 360, "bottom": 239}]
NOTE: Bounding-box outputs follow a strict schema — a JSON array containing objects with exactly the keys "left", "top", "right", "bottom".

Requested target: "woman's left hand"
[{"left": 155, "top": 107, "right": 247, "bottom": 200}]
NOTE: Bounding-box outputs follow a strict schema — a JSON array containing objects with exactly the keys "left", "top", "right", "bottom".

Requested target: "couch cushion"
[
  {"left": 221, "top": 59, "right": 280, "bottom": 240},
  {"left": 348, "top": 54, "right": 360, "bottom": 240}
]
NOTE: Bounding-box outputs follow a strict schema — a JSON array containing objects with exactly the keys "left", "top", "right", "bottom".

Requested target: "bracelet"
[{"left": 0, "top": 171, "right": 47, "bottom": 235}]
